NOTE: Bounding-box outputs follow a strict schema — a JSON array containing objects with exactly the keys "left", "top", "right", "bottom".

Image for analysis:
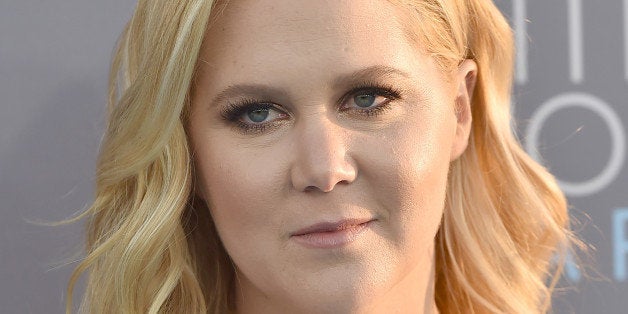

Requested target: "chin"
[{"left": 280, "top": 264, "right": 393, "bottom": 314}]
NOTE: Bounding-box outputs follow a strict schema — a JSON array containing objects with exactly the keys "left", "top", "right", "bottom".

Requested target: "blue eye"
[
  {"left": 219, "top": 83, "right": 402, "bottom": 135},
  {"left": 342, "top": 88, "right": 397, "bottom": 115},
  {"left": 355, "top": 94, "right": 376, "bottom": 108},
  {"left": 220, "top": 101, "right": 288, "bottom": 133},
  {"left": 247, "top": 108, "right": 270, "bottom": 123}
]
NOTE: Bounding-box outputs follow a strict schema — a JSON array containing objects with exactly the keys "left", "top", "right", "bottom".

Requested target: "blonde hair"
[{"left": 65, "top": 0, "right": 577, "bottom": 313}]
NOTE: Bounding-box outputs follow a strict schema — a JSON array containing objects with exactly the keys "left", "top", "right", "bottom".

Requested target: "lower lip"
[{"left": 291, "top": 221, "right": 373, "bottom": 249}]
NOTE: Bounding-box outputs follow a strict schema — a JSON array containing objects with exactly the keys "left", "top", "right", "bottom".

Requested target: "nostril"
[
  {"left": 304, "top": 183, "right": 335, "bottom": 193},
  {"left": 304, "top": 186, "right": 318, "bottom": 192}
]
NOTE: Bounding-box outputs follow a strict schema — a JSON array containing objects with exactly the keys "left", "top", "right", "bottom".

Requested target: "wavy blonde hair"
[{"left": 66, "top": 0, "right": 577, "bottom": 313}]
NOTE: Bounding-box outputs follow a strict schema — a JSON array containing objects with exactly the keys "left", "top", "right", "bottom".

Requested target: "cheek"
[
  {"left": 373, "top": 111, "right": 455, "bottom": 246},
  {"left": 192, "top": 137, "right": 284, "bottom": 262}
]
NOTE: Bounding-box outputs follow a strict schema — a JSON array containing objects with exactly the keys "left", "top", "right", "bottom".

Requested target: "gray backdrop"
[{"left": 1, "top": 1, "right": 626, "bottom": 313}]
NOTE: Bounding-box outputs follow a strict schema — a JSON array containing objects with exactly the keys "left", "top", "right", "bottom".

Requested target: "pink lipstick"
[{"left": 290, "top": 218, "right": 374, "bottom": 248}]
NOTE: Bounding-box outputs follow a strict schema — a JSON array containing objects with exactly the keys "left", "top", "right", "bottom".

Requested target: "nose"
[{"left": 290, "top": 117, "right": 357, "bottom": 193}]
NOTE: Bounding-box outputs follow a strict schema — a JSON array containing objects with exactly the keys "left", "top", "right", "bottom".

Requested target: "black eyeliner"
[
  {"left": 219, "top": 99, "right": 276, "bottom": 122},
  {"left": 220, "top": 82, "right": 404, "bottom": 134},
  {"left": 341, "top": 81, "right": 402, "bottom": 103}
]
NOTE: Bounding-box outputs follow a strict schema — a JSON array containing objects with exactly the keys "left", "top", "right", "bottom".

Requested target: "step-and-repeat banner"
[{"left": 496, "top": 1, "right": 628, "bottom": 312}]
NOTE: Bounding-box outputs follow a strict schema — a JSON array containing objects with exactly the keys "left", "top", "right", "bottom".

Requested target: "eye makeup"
[
  {"left": 218, "top": 82, "right": 404, "bottom": 135},
  {"left": 220, "top": 100, "right": 288, "bottom": 134}
]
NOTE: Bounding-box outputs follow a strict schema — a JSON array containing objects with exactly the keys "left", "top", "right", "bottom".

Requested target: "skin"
[{"left": 188, "top": 0, "right": 477, "bottom": 313}]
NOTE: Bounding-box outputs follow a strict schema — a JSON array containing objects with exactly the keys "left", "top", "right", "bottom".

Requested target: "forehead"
[
  {"left": 207, "top": 0, "right": 408, "bottom": 37},
  {"left": 195, "top": 0, "right": 440, "bottom": 98},
  {"left": 201, "top": 0, "right": 419, "bottom": 63}
]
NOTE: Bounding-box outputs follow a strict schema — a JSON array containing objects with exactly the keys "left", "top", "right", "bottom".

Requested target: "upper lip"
[{"left": 290, "top": 218, "right": 374, "bottom": 236}]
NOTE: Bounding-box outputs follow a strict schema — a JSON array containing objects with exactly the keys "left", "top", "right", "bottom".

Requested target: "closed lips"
[{"left": 291, "top": 218, "right": 374, "bottom": 236}]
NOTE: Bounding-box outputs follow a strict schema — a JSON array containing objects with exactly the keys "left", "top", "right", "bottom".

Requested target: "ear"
[{"left": 450, "top": 59, "right": 477, "bottom": 162}]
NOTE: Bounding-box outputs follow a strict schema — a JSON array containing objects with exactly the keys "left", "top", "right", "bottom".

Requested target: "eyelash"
[{"left": 219, "top": 82, "right": 403, "bottom": 135}]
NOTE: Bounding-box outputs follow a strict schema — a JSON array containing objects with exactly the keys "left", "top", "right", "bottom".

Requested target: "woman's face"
[{"left": 189, "top": 0, "right": 475, "bottom": 312}]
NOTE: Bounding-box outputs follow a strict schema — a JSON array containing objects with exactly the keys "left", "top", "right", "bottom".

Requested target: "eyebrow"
[{"left": 208, "top": 65, "right": 411, "bottom": 109}]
